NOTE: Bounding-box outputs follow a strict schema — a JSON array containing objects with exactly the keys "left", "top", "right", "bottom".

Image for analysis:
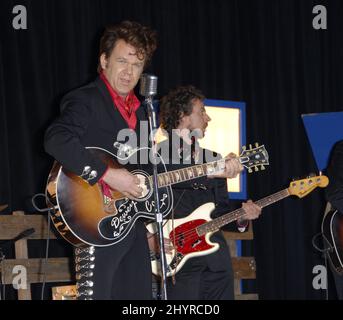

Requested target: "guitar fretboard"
[
  {"left": 152, "top": 158, "right": 227, "bottom": 188},
  {"left": 147, "top": 144, "right": 268, "bottom": 188},
  {"left": 197, "top": 189, "right": 290, "bottom": 235}
]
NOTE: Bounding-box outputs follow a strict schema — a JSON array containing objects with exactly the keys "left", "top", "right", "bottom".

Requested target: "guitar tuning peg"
[
  {"left": 249, "top": 144, "right": 252, "bottom": 150},
  {"left": 260, "top": 165, "right": 265, "bottom": 170},
  {"left": 248, "top": 168, "right": 253, "bottom": 173},
  {"left": 242, "top": 145, "right": 246, "bottom": 151},
  {"left": 255, "top": 142, "right": 259, "bottom": 148},
  {"left": 254, "top": 166, "right": 259, "bottom": 172},
  {"left": 307, "top": 173, "right": 316, "bottom": 178}
]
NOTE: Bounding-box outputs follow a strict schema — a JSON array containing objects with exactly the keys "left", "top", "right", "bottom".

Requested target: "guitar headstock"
[
  {"left": 240, "top": 143, "right": 269, "bottom": 173},
  {"left": 288, "top": 175, "right": 329, "bottom": 198}
]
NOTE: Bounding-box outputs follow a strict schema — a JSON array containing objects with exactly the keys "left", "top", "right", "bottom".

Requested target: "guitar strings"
[
  {"left": 169, "top": 211, "right": 249, "bottom": 247},
  {"left": 169, "top": 189, "right": 288, "bottom": 245}
]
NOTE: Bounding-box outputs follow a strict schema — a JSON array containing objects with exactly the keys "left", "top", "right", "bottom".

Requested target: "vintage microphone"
[
  {"left": 140, "top": 74, "right": 158, "bottom": 96},
  {"left": 140, "top": 74, "right": 168, "bottom": 300}
]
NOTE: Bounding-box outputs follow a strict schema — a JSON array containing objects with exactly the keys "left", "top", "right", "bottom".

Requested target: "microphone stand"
[{"left": 145, "top": 96, "right": 168, "bottom": 300}]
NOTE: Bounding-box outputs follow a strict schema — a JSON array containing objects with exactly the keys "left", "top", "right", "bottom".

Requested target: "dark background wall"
[{"left": 0, "top": 0, "right": 341, "bottom": 299}]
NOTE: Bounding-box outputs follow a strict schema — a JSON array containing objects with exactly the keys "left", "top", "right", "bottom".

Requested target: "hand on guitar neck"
[
  {"left": 102, "top": 167, "right": 143, "bottom": 199},
  {"left": 240, "top": 199, "right": 262, "bottom": 224},
  {"left": 208, "top": 153, "right": 243, "bottom": 179}
]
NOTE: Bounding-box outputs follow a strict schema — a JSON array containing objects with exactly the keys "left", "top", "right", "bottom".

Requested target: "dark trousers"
[
  {"left": 166, "top": 255, "right": 234, "bottom": 300},
  {"left": 331, "top": 267, "right": 343, "bottom": 300},
  {"left": 91, "top": 222, "right": 152, "bottom": 300}
]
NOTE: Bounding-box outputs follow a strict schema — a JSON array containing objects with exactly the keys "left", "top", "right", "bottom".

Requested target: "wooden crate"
[
  {"left": 0, "top": 211, "right": 73, "bottom": 300},
  {"left": 224, "top": 222, "right": 259, "bottom": 300},
  {"left": 0, "top": 212, "right": 258, "bottom": 300}
]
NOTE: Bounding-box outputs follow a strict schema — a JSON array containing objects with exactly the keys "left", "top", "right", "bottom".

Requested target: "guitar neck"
[
  {"left": 155, "top": 156, "right": 250, "bottom": 188},
  {"left": 197, "top": 188, "right": 290, "bottom": 236}
]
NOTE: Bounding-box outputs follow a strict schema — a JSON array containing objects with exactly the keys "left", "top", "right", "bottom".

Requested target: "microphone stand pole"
[{"left": 145, "top": 97, "right": 168, "bottom": 300}]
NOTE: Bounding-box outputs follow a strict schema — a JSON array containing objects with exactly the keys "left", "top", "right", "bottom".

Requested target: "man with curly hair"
[
  {"left": 45, "top": 21, "right": 157, "bottom": 299},
  {"left": 152, "top": 85, "right": 261, "bottom": 300}
]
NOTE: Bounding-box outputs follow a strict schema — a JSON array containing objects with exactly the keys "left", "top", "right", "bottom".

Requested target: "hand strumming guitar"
[{"left": 102, "top": 167, "right": 143, "bottom": 199}]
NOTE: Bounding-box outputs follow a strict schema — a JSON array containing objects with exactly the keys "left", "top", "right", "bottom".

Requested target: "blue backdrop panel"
[{"left": 302, "top": 112, "right": 343, "bottom": 171}]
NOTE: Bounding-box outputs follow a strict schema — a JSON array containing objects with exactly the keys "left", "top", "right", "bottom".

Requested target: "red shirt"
[
  {"left": 100, "top": 72, "right": 140, "bottom": 130},
  {"left": 98, "top": 73, "right": 141, "bottom": 191}
]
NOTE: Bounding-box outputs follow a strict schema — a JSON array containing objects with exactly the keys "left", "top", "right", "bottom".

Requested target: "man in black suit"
[
  {"left": 150, "top": 85, "right": 261, "bottom": 300},
  {"left": 44, "top": 21, "right": 157, "bottom": 299},
  {"left": 325, "top": 140, "right": 343, "bottom": 300}
]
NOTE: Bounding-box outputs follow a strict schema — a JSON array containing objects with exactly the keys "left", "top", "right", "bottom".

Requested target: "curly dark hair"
[
  {"left": 159, "top": 85, "right": 205, "bottom": 134},
  {"left": 97, "top": 20, "right": 157, "bottom": 73}
]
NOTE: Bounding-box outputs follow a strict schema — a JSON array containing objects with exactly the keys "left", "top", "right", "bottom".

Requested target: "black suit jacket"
[
  {"left": 44, "top": 77, "right": 150, "bottom": 254},
  {"left": 44, "top": 77, "right": 148, "bottom": 184}
]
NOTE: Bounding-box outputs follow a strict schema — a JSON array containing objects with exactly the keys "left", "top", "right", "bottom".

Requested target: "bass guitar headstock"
[{"left": 288, "top": 174, "right": 329, "bottom": 198}]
